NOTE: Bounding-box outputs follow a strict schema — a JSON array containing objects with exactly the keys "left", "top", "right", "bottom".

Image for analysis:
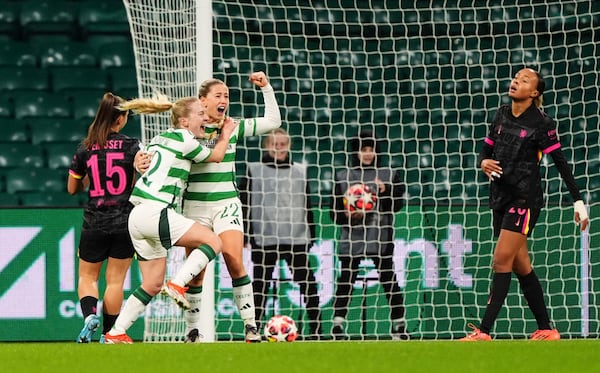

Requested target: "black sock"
[
  {"left": 518, "top": 270, "right": 552, "bottom": 330},
  {"left": 102, "top": 313, "right": 118, "bottom": 334},
  {"left": 80, "top": 296, "right": 98, "bottom": 319},
  {"left": 479, "top": 272, "right": 511, "bottom": 334}
]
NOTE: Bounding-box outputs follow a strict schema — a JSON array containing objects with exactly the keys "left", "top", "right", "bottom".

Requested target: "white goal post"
[
  {"left": 123, "top": 0, "right": 599, "bottom": 341},
  {"left": 122, "top": 0, "right": 216, "bottom": 342}
]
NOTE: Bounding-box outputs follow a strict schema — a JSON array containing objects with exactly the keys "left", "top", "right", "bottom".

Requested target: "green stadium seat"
[
  {"left": 78, "top": 0, "right": 130, "bottom": 36},
  {"left": 38, "top": 42, "right": 97, "bottom": 68},
  {"left": 29, "top": 118, "right": 86, "bottom": 145},
  {"left": 0, "top": 143, "right": 45, "bottom": 168},
  {"left": 113, "top": 88, "right": 138, "bottom": 101},
  {"left": 108, "top": 66, "right": 138, "bottom": 92},
  {"left": 0, "top": 40, "right": 37, "bottom": 67},
  {"left": 72, "top": 91, "right": 103, "bottom": 120},
  {"left": 2, "top": 119, "right": 30, "bottom": 143},
  {"left": 0, "top": 92, "right": 11, "bottom": 117},
  {"left": 45, "top": 142, "right": 78, "bottom": 170},
  {"left": 6, "top": 168, "right": 65, "bottom": 193},
  {"left": 97, "top": 41, "right": 136, "bottom": 69},
  {"left": 0, "top": 1, "right": 20, "bottom": 38},
  {"left": 20, "top": 191, "right": 82, "bottom": 207},
  {"left": 50, "top": 66, "right": 108, "bottom": 93},
  {"left": 0, "top": 67, "right": 49, "bottom": 91},
  {"left": 86, "top": 34, "right": 132, "bottom": 54},
  {"left": 12, "top": 91, "right": 71, "bottom": 119},
  {"left": 0, "top": 192, "right": 20, "bottom": 206},
  {"left": 20, "top": 0, "right": 77, "bottom": 37},
  {"left": 121, "top": 114, "right": 142, "bottom": 139}
]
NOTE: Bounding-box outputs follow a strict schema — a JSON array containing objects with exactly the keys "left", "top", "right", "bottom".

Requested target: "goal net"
[{"left": 124, "top": 0, "right": 599, "bottom": 341}]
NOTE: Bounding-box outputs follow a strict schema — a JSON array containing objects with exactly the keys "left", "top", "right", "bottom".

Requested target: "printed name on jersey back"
[{"left": 90, "top": 139, "right": 125, "bottom": 150}]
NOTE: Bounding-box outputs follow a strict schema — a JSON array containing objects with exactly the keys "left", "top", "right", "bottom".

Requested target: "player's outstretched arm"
[{"left": 247, "top": 71, "right": 281, "bottom": 136}]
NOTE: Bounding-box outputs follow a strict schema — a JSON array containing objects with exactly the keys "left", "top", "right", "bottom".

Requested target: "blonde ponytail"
[
  {"left": 118, "top": 94, "right": 199, "bottom": 128},
  {"left": 118, "top": 93, "right": 173, "bottom": 114}
]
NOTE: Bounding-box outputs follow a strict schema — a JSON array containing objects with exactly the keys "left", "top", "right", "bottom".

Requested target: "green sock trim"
[
  {"left": 232, "top": 275, "right": 251, "bottom": 287},
  {"left": 133, "top": 287, "right": 153, "bottom": 305},
  {"left": 187, "top": 285, "right": 203, "bottom": 294},
  {"left": 197, "top": 244, "right": 217, "bottom": 261}
]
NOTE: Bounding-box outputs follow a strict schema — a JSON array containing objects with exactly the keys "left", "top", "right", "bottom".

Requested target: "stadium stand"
[
  {"left": 0, "top": 0, "right": 597, "bottom": 211},
  {"left": 0, "top": 40, "right": 37, "bottom": 66}
]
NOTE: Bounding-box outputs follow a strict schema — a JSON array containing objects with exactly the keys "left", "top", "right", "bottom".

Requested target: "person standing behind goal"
[
  {"left": 178, "top": 71, "right": 282, "bottom": 343},
  {"left": 239, "top": 128, "right": 322, "bottom": 340},
  {"left": 329, "top": 131, "right": 409, "bottom": 340},
  {"left": 460, "top": 67, "right": 589, "bottom": 341},
  {"left": 68, "top": 92, "right": 150, "bottom": 343}
]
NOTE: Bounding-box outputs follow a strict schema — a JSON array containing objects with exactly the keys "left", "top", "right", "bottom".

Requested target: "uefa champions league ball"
[
  {"left": 343, "top": 183, "right": 377, "bottom": 213},
  {"left": 264, "top": 315, "right": 298, "bottom": 342}
]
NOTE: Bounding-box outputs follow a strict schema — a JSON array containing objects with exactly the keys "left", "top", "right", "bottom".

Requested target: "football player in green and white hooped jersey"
[
  {"left": 104, "top": 95, "right": 237, "bottom": 344},
  {"left": 180, "top": 71, "right": 282, "bottom": 343}
]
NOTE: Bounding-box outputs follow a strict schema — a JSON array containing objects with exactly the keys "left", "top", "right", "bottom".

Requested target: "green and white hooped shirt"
[
  {"left": 184, "top": 84, "right": 282, "bottom": 203},
  {"left": 130, "top": 128, "right": 213, "bottom": 209}
]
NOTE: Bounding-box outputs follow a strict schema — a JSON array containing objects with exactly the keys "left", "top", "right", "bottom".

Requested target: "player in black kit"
[
  {"left": 460, "top": 68, "right": 590, "bottom": 341},
  {"left": 68, "top": 92, "right": 149, "bottom": 343}
]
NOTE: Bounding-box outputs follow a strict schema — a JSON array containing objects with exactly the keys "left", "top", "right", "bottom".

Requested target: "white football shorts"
[
  {"left": 128, "top": 202, "right": 195, "bottom": 260},
  {"left": 183, "top": 197, "right": 244, "bottom": 235}
]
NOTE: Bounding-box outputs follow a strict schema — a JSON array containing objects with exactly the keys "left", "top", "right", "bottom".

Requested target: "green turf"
[{"left": 2, "top": 340, "right": 598, "bottom": 373}]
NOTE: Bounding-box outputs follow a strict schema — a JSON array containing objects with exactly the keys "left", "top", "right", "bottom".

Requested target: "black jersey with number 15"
[{"left": 70, "top": 132, "right": 141, "bottom": 230}]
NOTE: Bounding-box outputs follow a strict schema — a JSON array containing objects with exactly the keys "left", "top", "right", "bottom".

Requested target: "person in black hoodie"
[
  {"left": 240, "top": 128, "right": 322, "bottom": 340},
  {"left": 330, "top": 130, "right": 408, "bottom": 340}
]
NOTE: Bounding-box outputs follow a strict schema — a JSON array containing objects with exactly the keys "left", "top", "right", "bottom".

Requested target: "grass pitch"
[{"left": 2, "top": 339, "right": 597, "bottom": 373}]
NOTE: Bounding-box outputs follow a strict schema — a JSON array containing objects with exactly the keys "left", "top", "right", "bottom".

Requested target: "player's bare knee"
[
  {"left": 142, "top": 281, "right": 163, "bottom": 296},
  {"left": 205, "top": 235, "right": 222, "bottom": 254}
]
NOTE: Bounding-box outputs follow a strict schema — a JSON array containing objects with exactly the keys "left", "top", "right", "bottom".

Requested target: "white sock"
[
  {"left": 110, "top": 294, "right": 146, "bottom": 334},
  {"left": 184, "top": 291, "right": 203, "bottom": 333},
  {"left": 172, "top": 250, "right": 210, "bottom": 287},
  {"left": 233, "top": 282, "right": 256, "bottom": 327}
]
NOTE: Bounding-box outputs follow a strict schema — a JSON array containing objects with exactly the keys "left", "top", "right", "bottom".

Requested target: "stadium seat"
[
  {"left": 29, "top": 118, "right": 86, "bottom": 145},
  {"left": 86, "top": 34, "right": 132, "bottom": 55},
  {"left": 0, "top": 40, "right": 37, "bottom": 67},
  {"left": 12, "top": 91, "right": 71, "bottom": 119},
  {"left": 0, "top": 92, "right": 11, "bottom": 117},
  {"left": 97, "top": 41, "right": 136, "bottom": 69},
  {"left": 0, "top": 143, "right": 45, "bottom": 169},
  {"left": 0, "top": 192, "right": 20, "bottom": 206},
  {"left": 78, "top": 0, "right": 130, "bottom": 36},
  {"left": 0, "top": 1, "right": 20, "bottom": 37},
  {"left": 2, "top": 119, "right": 30, "bottom": 143},
  {"left": 50, "top": 66, "right": 108, "bottom": 93},
  {"left": 38, "top": 42, "right": 97, "bottom": 68},
  {"left": 72, "top": 91, "right": 103, "bottom": 120},
  {"left": 20, "top": 0, "right": 77, "bottom": 37},
  {"left": 6, "top": 168, "right": 65, "bottom": 194},
  {"left": 45, "top": 142, "right": 79, "bottom": 169},
  {"left": 0, "top": 67, "right": 49, "bottom": 91},
  {"left": 108, "top": 66, "right": 138, "bottom": 92},
  {"left": 121, "top": 114, "right": 142, "bottom": 139},
  {"left": 20, "top": 190, "right": 82, "bottom": 207}
]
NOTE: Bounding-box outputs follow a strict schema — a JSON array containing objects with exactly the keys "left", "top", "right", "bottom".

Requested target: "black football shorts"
[
  {"left": 493, "top": 199, "right": 540, "bottom": 237},
  {"left": 78, "top": 230, "right": 135, "bottom": 262}
]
